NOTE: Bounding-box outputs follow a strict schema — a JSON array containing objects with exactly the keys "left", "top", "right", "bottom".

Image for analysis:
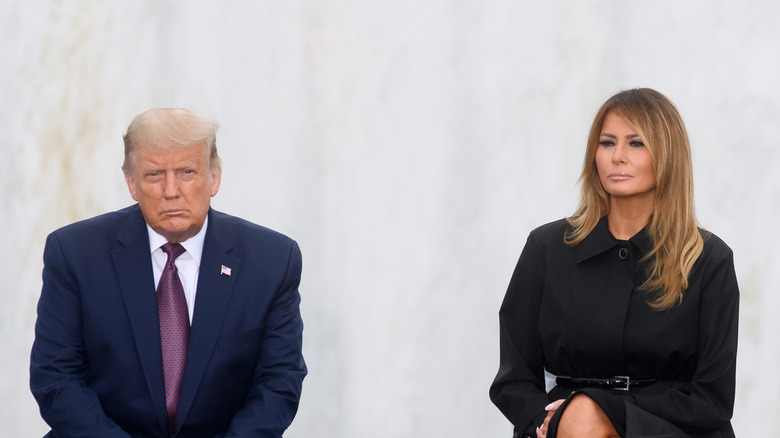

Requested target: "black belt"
[{"left": 556, "top": 376, "right": 658, "bottom": 391}]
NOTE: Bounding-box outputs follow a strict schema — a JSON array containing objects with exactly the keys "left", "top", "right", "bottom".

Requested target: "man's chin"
[{"left": 155, "top": 222, "right": 198, "bottom": 243}]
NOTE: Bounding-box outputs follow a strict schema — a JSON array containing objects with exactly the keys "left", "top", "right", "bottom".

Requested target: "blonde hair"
[
  {"left": 565, "top": 88, "right": 705, "bottom": 309},
  {"left": 122, "top": 108, "right": 220, "bottom": 174}
]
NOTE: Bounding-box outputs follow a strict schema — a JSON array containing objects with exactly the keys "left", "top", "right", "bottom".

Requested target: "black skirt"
[
  {"left": 545, "top": 388, "right": 690, "bottom": 438},
  {"left": 546, "top": 388, "right": 626, "bottom": 437}
]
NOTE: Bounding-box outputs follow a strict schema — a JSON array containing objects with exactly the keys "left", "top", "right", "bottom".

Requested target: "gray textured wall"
[{"left": 2, "top": 1, "right": 777, "bottom": 436}]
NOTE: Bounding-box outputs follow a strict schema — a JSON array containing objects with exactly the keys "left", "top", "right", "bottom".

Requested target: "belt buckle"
[{"left": 612, "top": 375, "right": 630, "bottom": 391}]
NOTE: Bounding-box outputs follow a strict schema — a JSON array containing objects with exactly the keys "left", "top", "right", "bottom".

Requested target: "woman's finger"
[{"left": 545, "top": 399, "right": 565, "bottom": 412}]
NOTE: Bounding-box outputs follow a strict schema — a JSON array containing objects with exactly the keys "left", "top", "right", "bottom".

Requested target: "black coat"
[{"left": 490, "top": 217, "right": 738, "bottom": 437}]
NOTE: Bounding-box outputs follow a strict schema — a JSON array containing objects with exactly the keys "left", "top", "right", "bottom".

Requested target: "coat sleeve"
[
  {"left": 220, "top": 241, "right": 307, "bottom": 438},
  {"left": 629, "top": 241, "right": 739, "bottom": 435},
  {"left": 490, "top": 232, "right": 552, "bottom": 436},
  {"left": 30, "top": 233, "right": 132, "bottom": 437}
]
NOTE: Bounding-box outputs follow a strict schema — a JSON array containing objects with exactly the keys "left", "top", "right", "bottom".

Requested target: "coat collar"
[
  {"left": 111, "top": 205, "right": 168, "bottom": 432},
  {"left": 574, "top": 216, "right": 653, "bottom": 263},
  {"left": 175, "top": 208, "right": 241, "bottom": 432},
  {"left": 112, "top": 206, "right": 241, "bottom": 435}
]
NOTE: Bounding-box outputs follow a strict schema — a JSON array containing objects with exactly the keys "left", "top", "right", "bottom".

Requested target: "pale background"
[{"left": 2, "top": 1, "right": 777, "bottom": 436}]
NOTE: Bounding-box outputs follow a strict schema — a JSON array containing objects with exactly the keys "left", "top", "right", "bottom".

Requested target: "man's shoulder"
[
  {"left": 51, "top": 205, "right": 140, "bottom": 239},
  {"left": 209, "top": 210, "right": 297, "bottom": 248}
]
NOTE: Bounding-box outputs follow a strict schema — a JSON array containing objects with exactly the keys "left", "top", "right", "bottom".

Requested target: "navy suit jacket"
[{"left": 30, "top": 205, "right": 306, "bottom": 438}]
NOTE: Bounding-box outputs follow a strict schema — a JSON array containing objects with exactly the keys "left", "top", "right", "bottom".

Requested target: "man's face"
[{"left": 124, "top": 142, "right": 221, "bottom": 243}]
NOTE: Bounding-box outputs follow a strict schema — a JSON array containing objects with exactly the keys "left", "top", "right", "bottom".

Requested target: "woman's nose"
[{"left": 612, "top": 143, "right": 628, "bottom": 164}]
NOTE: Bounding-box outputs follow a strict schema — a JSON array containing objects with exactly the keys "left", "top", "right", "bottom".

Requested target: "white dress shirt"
[{"left": 147, "top": 216, "right": 208, "bottom": 324}]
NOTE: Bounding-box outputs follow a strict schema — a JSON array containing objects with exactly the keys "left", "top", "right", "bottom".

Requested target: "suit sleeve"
[
  {"left": 220, "top": 240, "right": 307, "bottom": 438},
  {"left": 30, "top": 233, "right": 132, "bottom": 437},
  {"left": 629, "top": 244, "right": 739, "bottom": 434},
  {"left": 489, "top": 232, "right": 552, "bottom": 436}
]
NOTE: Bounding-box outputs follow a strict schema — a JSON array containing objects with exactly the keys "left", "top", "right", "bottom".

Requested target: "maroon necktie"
[{"left": 157, "top": 242, "right": 189, "bottom": 436}]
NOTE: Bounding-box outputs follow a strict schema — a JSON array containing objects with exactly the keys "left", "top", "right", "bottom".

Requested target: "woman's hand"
[{"left": 536, "top": 399, "right": 565, "bottom": 438}]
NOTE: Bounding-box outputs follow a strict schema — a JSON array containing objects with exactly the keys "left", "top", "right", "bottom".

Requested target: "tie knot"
[{"left": 161, "top": 242, "right": 186, "bottom": 263}]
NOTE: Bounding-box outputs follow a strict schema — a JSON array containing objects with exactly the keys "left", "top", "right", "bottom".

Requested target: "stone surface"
[{"left": 2, "top": 1, "right": 777, "bottom": 436}]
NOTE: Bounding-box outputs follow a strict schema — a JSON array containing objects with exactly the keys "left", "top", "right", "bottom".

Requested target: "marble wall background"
[{"left": 2, "top": 1, "right": 778, "bottom": 436}]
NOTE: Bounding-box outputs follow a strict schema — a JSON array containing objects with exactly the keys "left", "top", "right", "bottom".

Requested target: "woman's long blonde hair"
[{"left": 565, "top": 88, "right": 705, "bottom": 310}]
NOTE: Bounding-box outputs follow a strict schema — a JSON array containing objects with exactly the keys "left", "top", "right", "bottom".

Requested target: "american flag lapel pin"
[{"left": 220, "top": 265, "right": 232, "bottom": 276}]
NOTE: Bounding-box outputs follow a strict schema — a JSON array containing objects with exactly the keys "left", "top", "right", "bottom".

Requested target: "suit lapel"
[
  {"left": 111, "top": 205, "right": 169, "bottom": 433},
  {"left": 175, "top": 210, "right": 241, "bottom": 433}
]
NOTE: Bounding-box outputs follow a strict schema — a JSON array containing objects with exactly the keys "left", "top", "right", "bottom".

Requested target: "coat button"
[{"left": 618, "top": 247, "right": 628, "bottom": 259}]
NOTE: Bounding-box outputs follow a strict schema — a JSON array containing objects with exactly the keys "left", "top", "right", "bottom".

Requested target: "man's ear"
[
  {"left": 210, "top": 166, "right": 222, "bottom": 197},
  {"left": 124, "top": 173, "right": 139, "bottom": 201}
]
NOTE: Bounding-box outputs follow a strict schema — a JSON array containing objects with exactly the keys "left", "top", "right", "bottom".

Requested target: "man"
[{"left": 30, "top": 108, "right": 306, "bottom": 437}]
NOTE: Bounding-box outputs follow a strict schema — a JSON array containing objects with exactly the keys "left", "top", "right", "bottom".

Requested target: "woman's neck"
[{"left": 607, "top": 194, "right": 654, "bottom": 240}]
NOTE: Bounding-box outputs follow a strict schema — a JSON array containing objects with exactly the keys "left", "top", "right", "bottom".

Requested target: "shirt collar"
[
  {"left": 146, "top": 215, "right": 208, "bottom": 266},
  {"left": 574, "top": 215, "right": 653, "bottom": 263}
]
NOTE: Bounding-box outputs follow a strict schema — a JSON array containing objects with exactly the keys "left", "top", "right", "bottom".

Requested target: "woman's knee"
[{"left": 556, "top": 394, "right": 618, "bottom": 438}]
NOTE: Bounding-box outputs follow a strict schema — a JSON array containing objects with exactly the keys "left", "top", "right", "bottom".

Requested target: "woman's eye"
[
  {"left": 599, "top": 140, "right": 615, "bottom": 147},
  {"left": 629, "top": 141, "right": 645, "bottom": 147}
]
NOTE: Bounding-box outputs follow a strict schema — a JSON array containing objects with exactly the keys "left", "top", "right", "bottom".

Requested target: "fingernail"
[{"left": 545, "top": 402, "right": 555, "bottom": 411}]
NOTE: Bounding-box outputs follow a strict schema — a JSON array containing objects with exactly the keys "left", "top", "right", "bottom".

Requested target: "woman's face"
[{"left": 595, "top": 111, "right": 656, "bottom": 200}]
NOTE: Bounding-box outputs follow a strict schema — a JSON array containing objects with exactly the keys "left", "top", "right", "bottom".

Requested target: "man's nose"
[{"left": 163, "top": 174, "right": 180, "bottom": 198}]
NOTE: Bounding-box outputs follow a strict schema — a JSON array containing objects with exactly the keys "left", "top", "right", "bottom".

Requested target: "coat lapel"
[
  {"left": 110, "top": 205, "right": 169, "bottom": 433},
  {"left": 175, "top": 210, "right": 241, "bottom": 433}
]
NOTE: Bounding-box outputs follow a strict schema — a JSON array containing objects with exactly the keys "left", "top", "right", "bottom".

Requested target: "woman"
[{"left": 490, "top": 88, "right": 738, "bottom": 437}]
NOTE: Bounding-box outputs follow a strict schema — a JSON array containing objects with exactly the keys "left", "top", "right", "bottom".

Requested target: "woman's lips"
[{"left": 608, "top": 173, "right": 632, "bottom": 181}]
